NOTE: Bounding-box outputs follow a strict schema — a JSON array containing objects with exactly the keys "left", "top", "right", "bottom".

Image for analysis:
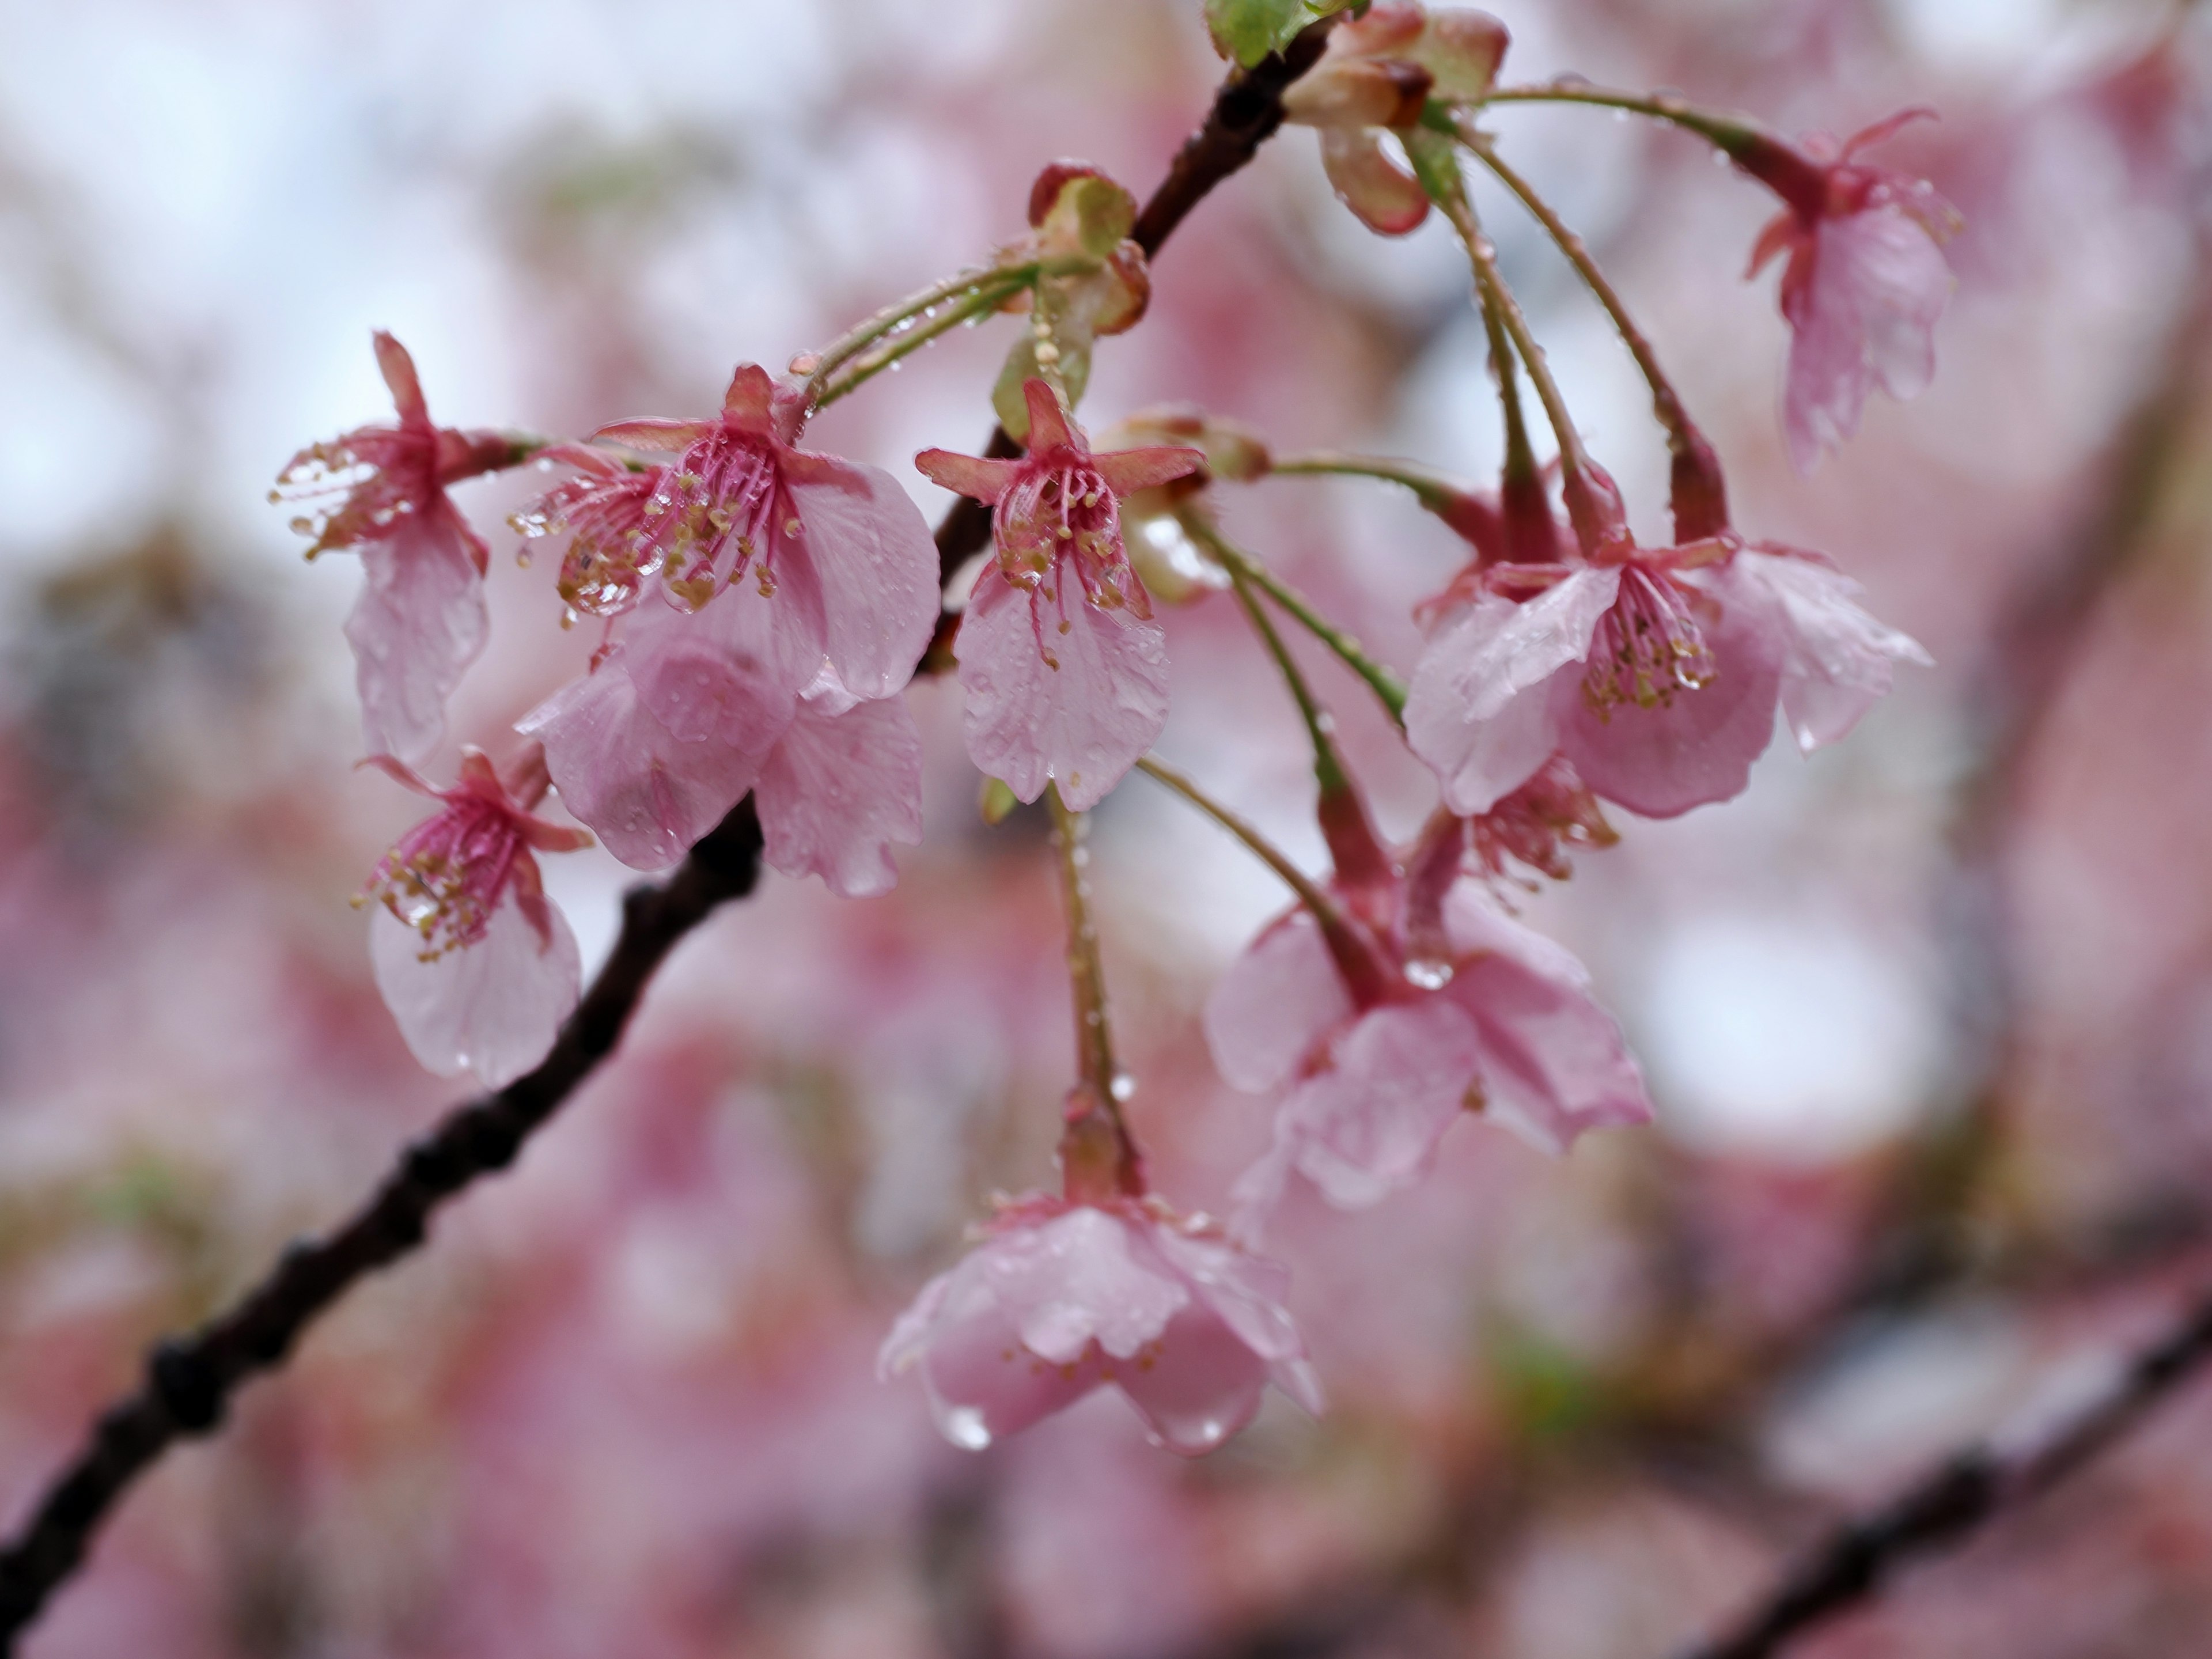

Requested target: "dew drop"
[
  {"left": 1109, "top": 1073, "right": 1137, "bottom": 1103},
  {"left": 942, "top": 1406, "right": 992, "bottom": 1450},
  {"left": 1404, "top": 959, "right": 1455, "bottom": 990}
]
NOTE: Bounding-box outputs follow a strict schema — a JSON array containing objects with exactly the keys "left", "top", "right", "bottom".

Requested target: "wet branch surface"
[
  {"left": 0, "top": 24, "right": 1340, "bottom": 1654},
  {"left": 1678, "top": 1276, "right": 2212, "bottom": 1659}
]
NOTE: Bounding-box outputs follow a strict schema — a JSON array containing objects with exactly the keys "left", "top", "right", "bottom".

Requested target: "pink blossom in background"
[
  {"left": 275, "top": 331, "right": 517, "bottom": 764},
  {"left": 1740, "top": 111, "right": 1961, "bottom": 472},
  {"left": 1406, "top": 469, "right": 1926, "bottom": 819},
  {"left": 919, "top": 378, "right": 1202, "bottom": 809},
  {"left": 878, "top": 1191, "right": 1321, "bottom": 1455},
  {"left": 1209, "top": 792, "right": 1650, "bottom": 1236},
  {"left": 362, "top": 745, "right": 592, "bottom": 1088}
]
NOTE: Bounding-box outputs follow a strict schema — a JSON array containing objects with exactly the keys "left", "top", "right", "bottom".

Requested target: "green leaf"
[{"left": 1203, "top": 0, "right": 1347, "bottom": 70}]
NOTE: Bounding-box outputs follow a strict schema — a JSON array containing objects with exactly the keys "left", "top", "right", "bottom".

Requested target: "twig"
[
  {"left": 1679, "top": 1277, "right": 2212, "bottom": 1658},
  {"left": 0, "top": 800, "right": 766, "bottom": 1650}
]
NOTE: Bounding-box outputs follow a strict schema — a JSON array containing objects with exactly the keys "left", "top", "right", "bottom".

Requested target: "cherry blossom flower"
[
  {"left": 276, "top": 332, "right": 518, "bottom": 764},
  {"left": 1738, "top": 111, "right": 1961, "bottom": 472},
  {"left": 528, "top": 362, "right": 940, "bottom": 700},
  {"left": 918, "top": 380, "right": 1203, "bottom": 810},
  {"left": 878, "top": 1191, "right": 1321, "bottom": 1456},
  {"left": 361, "top": 745, "right": 593, "bottom": 1089},
  {"left": 1282, "top": 2, "right": 1510, "bottom": 235},
  {"left": 1406, "top": 467, "right": 1928, "bottom": 819},
  {"left": 520, "top": 597, "right": 925, "bottom": 888},
  {"left": 1207, "top": 791, "right": 1651, "bottom": 1236}
]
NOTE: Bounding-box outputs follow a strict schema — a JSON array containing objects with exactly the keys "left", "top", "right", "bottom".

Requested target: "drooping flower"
[
  {"left": 878, "top": 1190, "right": 1321, "bottom": 1456},
  {"left": 361, "top": 745, "right": 593, "bottom": 1089},
  {"left": 519, "top": 597, "right": 925, "bottom": 888},
  {"left": 1737, "top": 111, "right": 1961, "bottom": 472},
  {"left": 1207, "top": 785, "right": 1651, "bottom": 1237},
  {"left": 1282, "top": 2, "right": 1510, "bottom": 235},
  {"left": 1406, "top": 464, "right": 1928, "bottom": 819},
  {"left": 918, "top": 380, "right": 1203, "bottom": 810},
  {"left": 276, "top": 332, "right": 518, "bottom": 764},
  {"left": 525, "top": 362, "right": 940, "bottom": 701}
]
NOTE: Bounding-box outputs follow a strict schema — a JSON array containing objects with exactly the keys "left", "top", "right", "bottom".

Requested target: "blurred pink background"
[{"left": 2, "top": 1, "right": 2210, "bottom": 1654}]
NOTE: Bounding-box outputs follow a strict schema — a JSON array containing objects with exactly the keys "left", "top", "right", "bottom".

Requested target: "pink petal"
[
  {"left": 914, "top": 448, "right": 1021, "bottom": 504},
  {"left": 955, "top": 562, "right": 1169, "bottom": 812},
  {"left": 784, "top": 454, "right": 940, "bottom": 699},
  {"left": 346, "top": 505, "right": 488, "bottom": 766},
  {"left": 623, "top": 586, "right": 800, "bottom": 750},
  {"left": 517, "top": 647, "right": 766, "bottom": 872},
  {"left": 371, "top": 331, "right": 429, "bottom": 427},
  {"left": 721, "top": 362, "right": 777, "bottom": 423},
  {"left": 1203, "top": 909, "right": 1355, "bottom": 1093},
  {"left": 1111, "top": 1301, "right": 1272, "bottom": 1456},
  {"left": 1020, "top": 378, "right": 1079, "bottom": 456},
  {"left": 1728, "top": 550, "right": 1930, "bottom": 752},
  {"left": 755, "top": 694, "right": 923, "bottom": 897},
  {"left": 1782, "top": 206, "right": 1950, "bottom": 472},
  {"left": 370, "top": 887, "right": 580, "bottom": 1089},
  {"left": 590, "top": 417, "right": 711, "bottom": 453},
  {"left": 1274, "top": 998, "right": 1487, "bottom": 1210},
  {"left": 991, "top": 1208, "right": 1191, "bottom": 1363},
  {"left": 1406, "top": 568, "right": 1619, "bottom": 815},
  {"left": 1319, "top": 127, "right": 1430, "bottom": 236},
  {"left": 899, "top": 1292, "right": 1099, "bottom": 1451},
  {"left": 1412, "top": 10, "right": 1510, "bottom": 100},
  {"left": 1559, "top": 584, "right": 1783, "bottom": 818},
  {"left": 1442, "top": 890, "right": 1653, "bottom": 1154},
  {"left": 1092, "top": 445, "right": 1207, "bottom": 498}
]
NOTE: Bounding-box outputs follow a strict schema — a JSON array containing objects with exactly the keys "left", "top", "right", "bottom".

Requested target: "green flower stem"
[
  {"left": 803, "top": 264, "right": 1039, "bottom": 407},
  {"left": 814, "top": 278, "right": 1030, "bottom": 410},
  {"left": 1472, "top": 82, "right": 1773, "bottom": 158},
  {"left": 1459, "top": 122, "right": 1710, "bottom": 471},
  {"left": 1044, "top": 784, "right": 1127, "bottom": 1126},
  {"left": 1226, "top": 565, "right": 1351, "bottom": 794},
  {"left": 1133, "top": 757, "right": 1357, "bottom": 945},
  {"left": 1269, "top": 451, "right": 1477, "bottom": 512},
  {"left": 1176, "top": 510, "right": 1408, "bottom": 724}
]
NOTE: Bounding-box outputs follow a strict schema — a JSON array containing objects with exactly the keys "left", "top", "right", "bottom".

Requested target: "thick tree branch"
[
  {"left": 1679, "top": 1275, "right": 2212, "bottom": 1659},
  {"left": 0, "top": 24, "right": 1341, "bottom": 1652},
  {"left": 0, "top": 802, "right": 766, "bottom": 1651}
]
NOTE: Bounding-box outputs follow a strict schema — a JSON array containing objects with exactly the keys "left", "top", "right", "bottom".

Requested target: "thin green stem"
[
  {"left": 815, "top": 278, "right": 1029, "bottom": 410},
  {"left": 1228, "top": 566, "right": 1349, "bottom": 794},
  {"left": 1427, "top": 164, "right": 1592, "bottom": 487},
  {"left": 802, "top": 264, "right": 1039, "bottom": 406},
  {"left": 1134, "top": 758, "right": 1350, "bottom": 935},
  {"left": 1176, "top": 510, "right": 1407, "bottom": 724},
  {"left": 1477, "top": 275, "right": 1540, "bottom": 494},
  {"left": 1270, "top": 452, "right": 1475, "bottom": 512},
  {"left": 1460, "top": 125, "right": 1703, "bottom": 464},
  {"left": 1472, "top": 84, "right": 1773, "bottom": 158},
  {"left": 1044, "top": 785, "right": 1123, "bottom": 1121}
]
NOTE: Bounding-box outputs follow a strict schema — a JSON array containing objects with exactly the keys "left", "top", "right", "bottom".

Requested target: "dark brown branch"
[
  {"left": 0, "top": 801, "right": 766, "bottom": 1652},
  {"left": 1678, "top": 1275, "right": 2212, "bottom": 1659},
  {"left": 926, "top": 16, "right": 1341, "bottom": 593},
  {"left": 0, "top": 25, "right": 1343, "bottom": 1652}
]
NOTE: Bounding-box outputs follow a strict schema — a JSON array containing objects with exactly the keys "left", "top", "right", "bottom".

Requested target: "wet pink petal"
[
  {"left": 879, "top": 1199, "right": 1316, "bottom": 1455},
  {"left": 782, "top": 456, "right": 940, "bottom": 699},
  {"left": 624, "top": 585, "right": 800, "bottom": 751},
  {"left": 1441, "top": 889, "right": 1654, "bottom": 1154},
  {"left": 518, "top": 645, "right": 768, "bottom": 872},
  {"left": 370, "top": 889, "right": 579, "bottom": 1089},
  {"left": 1265, "top": 998, "right": 1487, "bottom": 1212},
  {"left": 346, "top": 506, "right": 490, "bottom": 765},
  {"left": 1558, "top": 579, "right": 1785, "bottom": 818},
  {"left": 1726, "top": 548, "right": 1931, "bottom": 751},
  {"left": 1202, "top": 909, "right": 1355, "bottom": 1093},
  {"left": 755, "top": 692, "right": 924, "bottom": 898},
  {"left": 955, "top": 563, "right": 1169, "bottom": 812},
  {"left": 1406, "top": 568, "right": 1620, "bottom": 815}
]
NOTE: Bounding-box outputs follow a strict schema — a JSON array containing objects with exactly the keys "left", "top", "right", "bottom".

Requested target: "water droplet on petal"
[
  {"left": 941, "top": 1406, "right": 992, "bottom": 1450},
  {"left": 1109, "top": 1073, "right": 1137, "bottom": 1102},
  {"left": 1404, "top": 958, "right": 1455, "bottom": 990}
]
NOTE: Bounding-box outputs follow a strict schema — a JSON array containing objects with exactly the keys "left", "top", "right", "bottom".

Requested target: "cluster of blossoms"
[{"left": 279, "top": 0, "right": 1949, "bottom": 1452}]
